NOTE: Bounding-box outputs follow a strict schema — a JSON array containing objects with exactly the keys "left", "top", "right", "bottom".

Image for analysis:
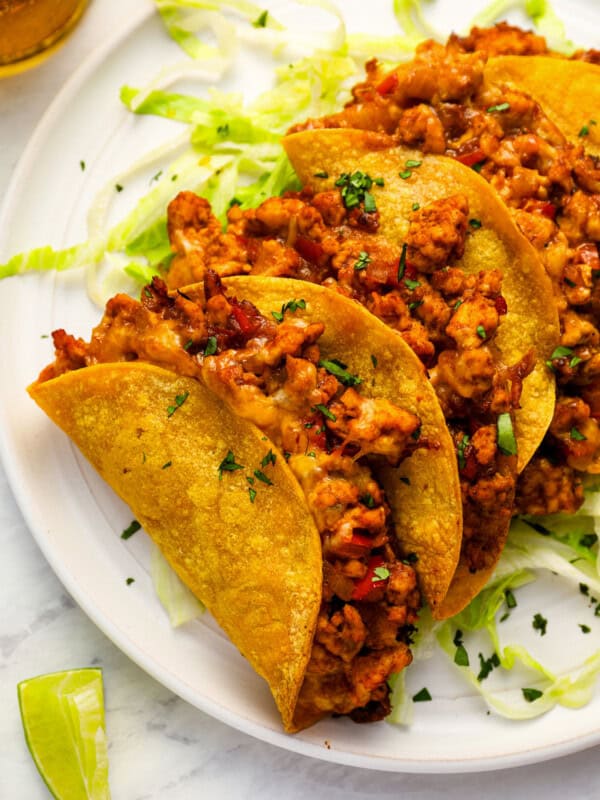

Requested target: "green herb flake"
[
  {"left": 115, "top": 184, "right": 124, "bottom": 193},
  {"left": 409, "top": 300, "right": 424, "bottom": 311},
  {"left": 360, "top": 493, "right": 375, "bottom": 509},
  {"left": 400, "top": 476, "right": 411, "bottom": 486},
  {"left": 370, "top": 354, "right": 378, "bottom": 368},
  {"left": 246, "top": 476, "right": 255, "bottom": 485},
  {"left": 318, "top": 358, "right": 362, "bottom": 387},
  {"left": 248, "top": 487, "right": 257, "bottom": 503},
  {"left": 580, "top": 125, "right": 590, "bottom": 137},
  {"left": 273, "top": 298, "right": 306, "bottom": 323},
  {"left": 217, "top": 123, "right": 230, "bottom": 137},
  {"left": 399, "top": 169, "right": 412, "bottom": 180},
  {"left": 204, "top": 336, "right": 217, "bottom": 356},
  {"left": 454, "top": 299, "right": 463, "bottom": 311},
  {"left": 477, "top": 652, "right": 500, "bottom": 682},
  {"left": 143, "top": 286, "right": 153, "bottom": 298},
  {"left": 228, "top": 197, "right": 241, "bottom": 208},
  {"left": 79, "top": 160, "right": 86, "bottom": 171},
  {"left": 354, "top": 250, "right": 372, "bottom": 271},
  {"left": 271, "top": 310, "right": 284, "bottom": 322},
  {"left": 404, "top": 277, "right": 420, "bottom": 291},
  {"left": 571, "top": 427, "right": 587, "bottom": 441},
  {"left": 218, "top": 450, "right": 244, "bottom": 479},
  {"left": 374, "top": 177, "right": 385, "bottom": 186},
  {"left": 457, "top": 433, "right": 470, "bottom": 470},
  {"left": 254, "top": 469, "right": 273, "bottom": 486},
  {"left": 252, "top": 9, "right": 268, "bottom": 27},
  {"left": 476, "top": 324, "right": 487, "bottom": 339},
  {"left": 261, "top": 449, "right": 276, "bottom": 468},
  {"left": 313, "top": 403, "right": 336, "bottom": 422},
  {"left": 167, "top": 391, "right": 189, "bottom": 417},
  {"left": 580, "top": 582, "right": 590, "bottom": 596},
  {"left": 183, "top": 339, "right": 193, "bottom": 351},
  {"left": 487, "top": 102, "right": 511, "bottom": 113},
  {"left": 522, "top": 687, "right": 543, "bottom": 702},
  {"left": 505, "top": 588, "right": 517, "bottom": 608},
  {"left": 126, "top": 577, "right": 135, "bottom": 586},
  {"left": 570, "top": 355, "right": 582, "bottom": 368},
  {"left": 472, "top": 161, "right": 485, "bottom": 173},
  {"left": 532, "top": 613, "right": 548, "bottom": 636},
  {"left": 402, "top": 552, "right": 418, "bottom": 564},
  {"left": 161, "top": 461, "right": 172, "bottom": 470},
  {"left": 499, "top": 611, "right": 510, "bottom": 622},
  {"left": 335, "top": 171, "right": 380, "bottom": 212},
  {"left": 579, "top": 624, "right": 591, "bottom": 633},
  {"left": 412, "top": 687, "right": 432, "bottom": 702},
  {"left": 373, "top": 566, "right": 390, "bottom": 582},
  {"left": 363, "top": 191, "right": 376, "bottom": 213},
  {"left": 150, "top": 170, "right": 163, "bottom": 183},
  {"left": 565, "top": 277, "right": 577, "bottom": 288},
  {"left": 405, "top": 159, "right": 422, "bottom": 169},
  {"left": 171, "top": 174, "right": 179, "bottom": 182},
  {"left": 412, "top": 202, "right": 420, "bottom": 211},
  {"left": 469, "top": 218, "right": 482, "bottom": 229},
  {"left": 121, "top": 520, "right": 141, "bottom": 540},
  {"left": 454, "top": 644, "right": 469, "bottom": 667},
  {"left": 398, "top": 243, "right": 408, "bottom": 282},
  {"left": 314, "top": 171, "right": 329, "bottom": 178}
]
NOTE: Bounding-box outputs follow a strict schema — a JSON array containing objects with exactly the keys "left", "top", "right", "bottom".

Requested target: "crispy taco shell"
[
  {"left": 484, "top": 56, "right": 600, "bottom": 157},
  {"left": 283, "top": 129, "right": 560, "bottom": 617},
  {"left": 185, "top": 276, "right": 462, "bottom": 615},
  {"left": 29, "top": 361, "right": 322, "bottom": 732}
]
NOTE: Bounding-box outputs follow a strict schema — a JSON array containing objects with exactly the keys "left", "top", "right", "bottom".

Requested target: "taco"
[
  {"left": 292, "top": 25, "right": 600, "bottom": 524},
  {"left": 164, "top": 129, "right": 558, "bottom": 617},
  {"left": 29, "top": 275, "right": 461, "bottom": 731}
]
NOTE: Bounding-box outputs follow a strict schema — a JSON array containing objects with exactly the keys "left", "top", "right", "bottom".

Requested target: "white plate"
[{"left": 1, "top": 0, "right": 600, "bottom": 774}]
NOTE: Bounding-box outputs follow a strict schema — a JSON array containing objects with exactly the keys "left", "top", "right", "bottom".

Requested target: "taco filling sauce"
[
  {"left": 165, "top": 185, "right": 528, "bottom": 580},
  {"left": 291, "top": 22, "right": 600, "bottom": 518},
  {"left": 38, "top": 275, "right": 426, "bottom": 728}
]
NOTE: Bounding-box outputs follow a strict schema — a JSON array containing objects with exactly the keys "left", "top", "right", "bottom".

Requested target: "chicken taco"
[
  {"left": 28, "top": 275, "right": 461, "bottom": 731},
  {"left": 164, "top": 129, "right": 558, "bottom": 617}
]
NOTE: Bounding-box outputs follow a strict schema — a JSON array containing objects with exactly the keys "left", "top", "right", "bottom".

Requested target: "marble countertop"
[{"left": 1, "top": 1, "right": 599, "bottom": 797}]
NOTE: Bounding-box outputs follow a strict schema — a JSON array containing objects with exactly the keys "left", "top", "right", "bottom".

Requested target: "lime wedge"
[{"left": 17, "top": 668, "right": 111, "bottom": 800}]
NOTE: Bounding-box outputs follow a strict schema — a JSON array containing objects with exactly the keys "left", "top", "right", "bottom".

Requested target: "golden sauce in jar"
[{"left": 0, "top": 0, "right": 88, "bottom": 70}]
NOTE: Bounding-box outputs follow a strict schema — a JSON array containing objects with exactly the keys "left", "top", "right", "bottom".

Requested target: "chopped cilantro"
[
  {"left": 411, "top": 202, "right": 420, "bottom": 211},
  {"left": 252, "top": 9, "right": 268, "bottom": 27},
  {"left": 580, "top": 125, "right": 590, "bottom": 137},
  {"left": 404, "top": 277, "right": 420, "bottom": 291},
  {"left": 354, "top": 250, "right": 372, "bottom": 271},
  {"left": 469, "top": 218, "right": 482, "bottom": 229},
  {"left": 318, "top": 358, "right": 362, "bottom": 387},
  {"left": 411, "top": 425, "right": 421, "bottom": 440},
  {"left": 167, "top": 391, "right": 189, "bottom": 417},
  {"left": 399, "top": 169, "right": 412, "bottom": 179},
  {"left": 373, "top": 177, "right": 385, "bottom": 186},
  {"left": 228, "top": 197, "right": 241, "bottom": 208},
  {"left": 580, "top": 534, "right": 598, "bottom": 549},
  {"left": 314, "top": 170, "right": 328, "bottom": 178},
  {"left": 409, "top": 300, "right": 423, "bottom": 311},
  {"left": 254, "top": 469, "right": 273, "bottom": 485},
  {"left": 522, "top": 687, "right": 543, "bottom": 702},
  {"left": 143, "top": 286, "right": 153, "bottom": 298},
  {"left": 335, "top": 171, "right": 380, "bottom": 211},
  {"left": 571, "top": 427, "right": 587, "bottom": 441},
  {"left": 171, "top": 174, "right": 179, "bottom": 182},
  {"left": 398, "top": 243, "right": 408, "bottom": 282},
  {"left": 248, "top": 487, "right": 257, "bottom": 503},
  {"left": 532, "top": 613, "right": 547, "bottom": 636},
  {"left": 400, "top": 476, "right": 411, "bottom": 486},
  {"left": 457, "top": 433, "right": 470, "bottom": 470},
  {"left": 204, "top": 336, "right": 217, "bottom": 356},
  {"left": 570, "top": 355, "right": 582, "bottom": 368},
  {"left": 161, "top": 461, "right": 172, "bottom": 470},
  {"left": 312, "top": 403, "right": 336, "bottom": 421},
  {"left": 115, "top": 184, "right": 124, "bottom": 193},
  {"left": 271, "top": 310, "right": 284, "bottom": 323},
  {"left": 487, "top": 102, "right": 510, "bottom": 113},
  {"left": 505, "top": 588, "right": 517, "bottom": 608},
  {"left": 477, "top": 652, "right": 500, "bottom": 682},
  {"left": 360, "top": 493, "right": 375, "bottom": 509},
  {"left": 363, "top": 192, "right": 376, "bottom": 213},
  {"left": 454, "top": 644, "right": 469, "bottom": 667},
  {"left": 126, "top": 577, "right": 135, "bottom": 585},
  {"left": 79, "top": 160, "right": 86, "bottom": 171},
  {"left": 476, "top": 324, "right": 486, "bottom": 339},
  {"left": 183, "top": 339, "right": 193, "bottom": 351},
  {"left": 218, "top": 450, "right": 244, "bottom": 479},
  {"left": 580, "top": 582, "right": 590, "bottom": 596},
  {"left": 121, "top": 520, "right": 141, "bottom": 540},
  {"left": 405, "top": 159, "right": 422, "bottom": 169},
  {"left": 579, "top": 624, "right": 591, "bottom": 633},
  {"left": 565, "top": 277, "right": 577, "bottom": 287},
  {"left": 412, "top": 687, "right": 432, "bottom": 702},
  {"left": 272, "top": 298, "right": 307, "bottom": 323},
  {"left": 261, "top": 449, "right": 277, "bottom": 468},
  {"left": 150, "top": 170, "right": 163, "bottom": 183},
  {"left": 246, "top": 476, "right": 255, "bottom": 485},
  {"left": 217, "top": 123, "right": 230, "bottom": 136},
  {"left": 454, "top": 299, "right": 463, "bottom": 311},
  {"left": 370, "top": 354, "right": 378, "bottom": 368},
  {"left": 402, "top": 552, "right": 418, "bottom": 564},
  {"left": 472, "top": 161, "right": 485, "bottom": 173}
]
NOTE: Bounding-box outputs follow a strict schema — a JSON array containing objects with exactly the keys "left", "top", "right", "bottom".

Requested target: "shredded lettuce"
[{"left": 150, "top": 544, "right": 205, "bottom": 626}]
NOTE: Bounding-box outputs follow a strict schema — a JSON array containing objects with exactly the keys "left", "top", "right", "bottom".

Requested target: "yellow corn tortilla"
[
  {"left": 28, "top": 362, "right": 322, "bottom": 732},
  {"left": 484, "top": 56, "right": 600, "bottom": 157},
  {"left": 283, "top": 128, "right": 559, "bottom": 473},
  {"left": 181, "top": 276, "right": 463, "bottom": 616},
  {"left": 283, "top": 129, "right": 560, "bottom": 617}
]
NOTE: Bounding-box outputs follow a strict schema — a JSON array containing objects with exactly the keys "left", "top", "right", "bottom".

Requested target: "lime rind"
[{"left": 17, "top": 668, "right": 110, "bottom": 800}]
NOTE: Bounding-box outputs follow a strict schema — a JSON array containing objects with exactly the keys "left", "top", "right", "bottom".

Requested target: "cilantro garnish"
[
  {"left": 453, "top": 630, "right": 470, "bottom": 667},
  {"left": 399, "top": 476, "right": 411, "bottom": 486},
  {"left": 121, "top": 520, "right": 141, "bottom": 540},
  {"left": 373, "top": 566, "right": 390, "bottom": 582},
  {"left": 454, "top": 299, "right": 463, "bottom": 311},
  {"left": 272, "top": 298, "right": 306, "bottom": 323},
  {"left": 476, "top": 324, "right": 487, "bottom": 339},
  {"left": 580, "top": 534, "right": 598, "bottom": 549},
  {"left": 167, "top": 391, "right": 189, "bottom": 417},
  {"left": 335, "top": 171, "right": 381, "bottom": 212},
  {"left": 411, "top": 202, "right": 420, "bottom": 211},
  {"left": 370, "top": 354, "right": 378, "bottom": 368},
  {"left": 354, "top": 250, "right": 372, "bottom": 271},
  {"left": 579, "top": 624, "right": 591, "bottom": 633},
  {"left": 402, "top": 552, "right": 418, "bottom": 564},
  {"left": 79, "top": 160, "right": 86, "bottom": 171},
  {"left": 579, "top": 120, "right": 596, "bottom": 137},
  {"left": 399, "top": 169, "right": 412, "bottom": 180},
  {"left": 115, "top": 184, "right": 124, "bottom": 193},
  {"left": 261, "top": 449, "right": 277, "bottom": 468},
  {"left": 248, "top": 487, "right": 257, "bottom": 503},
  {"left": 477, "top": 652, "right": 500, "bottom": 682},
  {"left": 318, "top": 358, "right": 362, "bottom": 387},
  {"left": 218, "top": 450, "right": 244, "bottom": 479},
  {"left": 126, "top": 577, "right": 135, "bottom": 585},
  {"left": 404, "top": 277, "right": 420, "bottom": 291},
  {"left": 360, "top": 493, "right": 375, "bottom": 509},
  {"left": 183, "top": 339, "right": 193, "bottom": 351},
  {"left": 398, "top": 243, "right": 408, "bottom": 282},
  {"left": 522, "top": 687, "right": 543, "bottom": 703},
  {"left": 571, "top": 427, "right": 587, "bottom": 441},
  {"left": 532, "top": 613, "right": 548, "bottom": 636},
  {"left": 412, "top": 687, "right": 432, "bottom": 702},
  {"left": 505, "top": 588, "right": 517, "bottom": 608},
  {"left": 457, "top": 433, "right": 470, "bottom": 470},
  {"left": 254, "top": 469, "right": 273, "bottom": 485},
  {"left": 161, "top": 461, "right": 172, "bottom": 470},
  {"left": 312, "top": 403, "right": 337, "bottom": 421},
  {"left": 469, "top": 218, "right": 482, "bottom": 229},
  {"left": 314, "top": 170, "right": 329, "bottom": 178}
]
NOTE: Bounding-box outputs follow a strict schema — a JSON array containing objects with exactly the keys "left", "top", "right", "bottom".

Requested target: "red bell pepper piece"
[
  {"left": 455, "top": 148, "right": 486, "bottom": 168},
  {"left": 376, "top": 71, "right": 399, "bottom": 96},
  {"left": 351, "top": 555, "right": 388, "bottom": 601},
  {"left": 230, "top": 301, "right": 255, "bottom": 336}
]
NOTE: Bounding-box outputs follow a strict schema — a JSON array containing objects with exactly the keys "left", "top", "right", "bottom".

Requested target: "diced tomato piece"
[
  {"left": 230, "top": 301, "right": 255, "bottom": 336},
  {"left": 294, "top": 235, "right": 325, "bottom": 264},
  {"left": 376, "top": 71, "right": 399, "bottom": 96},
  {"left": 351, "top": 555, "right": 388, "bottom": 601},
  {"left": 539, "top": 201, "right": 557, "bottom": 220},
  {"left": 455, "top": 148, "right": 486, "bottom": 168},
  {"left": 495, "top": 295, "right": 508, "bottom": 315}
]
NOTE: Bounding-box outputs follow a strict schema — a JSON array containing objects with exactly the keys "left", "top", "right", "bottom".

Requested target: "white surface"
[{"left": 2, "top": 0, "right": 600, "bottom": 796}]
